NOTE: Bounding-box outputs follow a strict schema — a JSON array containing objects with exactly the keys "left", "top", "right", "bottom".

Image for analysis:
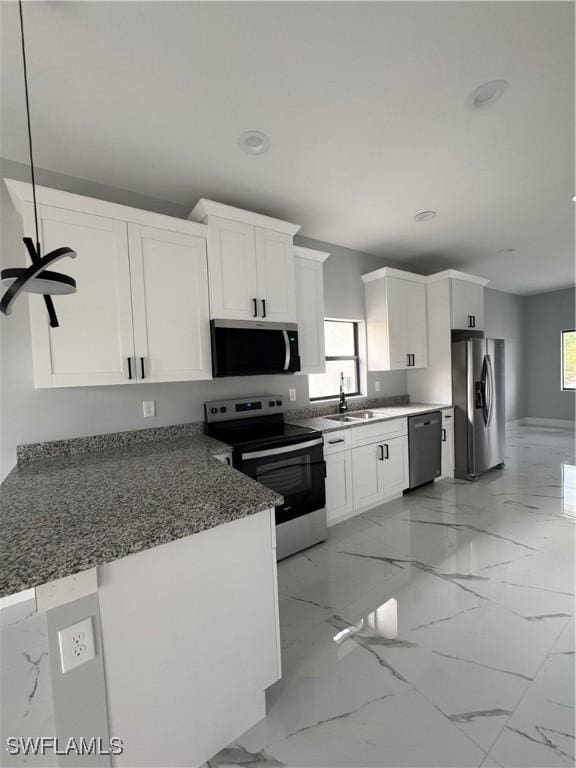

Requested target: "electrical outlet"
[
  {"left": 58, "top": 617, "right": 96, "bottom": 673},
  {"left": 143, "top": 400, "right": 156, "bottom": 418},
  {"left": 374, "top": 381, "right": 381, "bottom": 392},
  {"left": 289, "top": 388, "right": 297, "bottom": 402}
]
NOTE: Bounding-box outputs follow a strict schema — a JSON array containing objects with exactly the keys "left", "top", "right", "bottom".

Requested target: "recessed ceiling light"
[
  {"left": 465, "top": 80, "right": 508, "bottom": 110},
  {"left": 237, "top": 130, "right": 271, "bottom": 155},
  {"left": 414, "top": 210, "right": 437, "bottom": 223},
  {"left": 497, "top": 247, "right": 516, "bottom": 255}
]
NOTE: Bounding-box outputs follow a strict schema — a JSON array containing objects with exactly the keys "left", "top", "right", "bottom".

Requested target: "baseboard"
[
  {"left": 522, "top": 417, "right": 575, "bottom": 430},
  {"left": 506, "top": 418, "right": 524, "bottom": 431}
]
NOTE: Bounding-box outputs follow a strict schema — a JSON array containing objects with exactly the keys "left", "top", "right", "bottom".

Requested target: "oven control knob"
[
  {"left": 276, "top": 400, "right": 282, "bottom": 406},
  {"left": 210, "top": 407, "right": 217, "bottom": 414},
  {"left": 220, "top": 406, "right": 227, "bottom": 413},
  {"left": 269, "top": 400, "right": 275, "bottom": 407}
]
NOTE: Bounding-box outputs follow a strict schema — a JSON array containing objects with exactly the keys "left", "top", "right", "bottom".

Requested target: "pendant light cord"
[{"left": 18, "top": 0, "right": 40, "bottom": 254}]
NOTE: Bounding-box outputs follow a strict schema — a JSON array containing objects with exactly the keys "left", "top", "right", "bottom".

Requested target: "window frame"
[
  {"left": 561, "top": 329, "right": 576, "bottom": 391},
  {"left": 309, "top": 319, "right": 361, "bottom": 401}
]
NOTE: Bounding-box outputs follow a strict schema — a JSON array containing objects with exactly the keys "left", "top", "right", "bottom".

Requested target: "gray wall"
[
  {"left": 484, "top": 288, "right": 526, "bottom": 423},
  {"left": 0, "top": 161, "right": 405, "bottom": 479},
  {"left": 524, "top": 287, "right": 576, "bottom": 422}
]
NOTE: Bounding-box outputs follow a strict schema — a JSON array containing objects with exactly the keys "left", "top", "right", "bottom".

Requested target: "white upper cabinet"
[
  {"left": 204, "top": 217, "right": 258, "bottom": 321},
  {"left": 189, "top": 199, "right": 300, "bottom": 323},
  {"left": 294, "top": 246, "right": 329, "bottom": 374},
  {"left": 6, "top": 180, "right": 212, "bottom": 388},
  {"left": 450, "top": 277, "right": 485, "bottom": 331},
  {"left": 128, "top": 224, "right": 211, "bottom": 382},
  {"left": 255, "top": 227, "right": 296, "bottom": 322},
  {"left": 24, "top": 203, "right": 135, "bottom": 388},
  {"left": 362, "top": 267, "right": 428, "bottom": 371}
]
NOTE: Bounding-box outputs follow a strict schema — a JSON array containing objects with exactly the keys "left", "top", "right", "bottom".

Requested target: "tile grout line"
[{"left": 481, "top": 615, "right": 572, "bottom": 761}]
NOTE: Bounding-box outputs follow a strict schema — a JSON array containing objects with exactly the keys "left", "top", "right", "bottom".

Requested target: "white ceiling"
[{"left": 1, "top": 1, "right": 574, "bottom": 294}]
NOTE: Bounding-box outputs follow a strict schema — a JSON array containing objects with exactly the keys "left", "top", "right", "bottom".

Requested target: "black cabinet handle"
[
  {"left": 252, "top": 298, "right": 258, "bottom": 318},
  {"left": 383, "top": 443, "right": 389, "bottom": 459},
  {"left": 328, "top": 438, "right": 345, "bottom": 445},
  {"left": 406, "top": 353, "right": 411, "bottom": 367},
  {"left": 261, "top": 299, "right": 267, "bottom": 318},
  {"left": 127, "top": 357, "right": 133, "bottom": 380},
  {"left": 411, "top": 354, "right": 415, "bottom": 367},
  {"left": 378, "top": 444, "right": 384, "bottom": 461},
  {"left": 472, "top": 315, "right": 476, "bottom": 328},
  {"left": 442, "top": 428, "right": 446, "bottom": 442},
  {"left": 140, "top": 357, "right": 146, "bottom": 379}
]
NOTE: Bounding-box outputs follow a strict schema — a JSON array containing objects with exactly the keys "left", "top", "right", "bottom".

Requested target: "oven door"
[
  {"left": 211, "top": 320, "right": 300, "bottom": 377},
  {"left": 235, "top": 438, "right": 326, "bottom": 525}
]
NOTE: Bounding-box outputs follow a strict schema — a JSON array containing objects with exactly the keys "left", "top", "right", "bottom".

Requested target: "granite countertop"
[
  {"left": 0, "top": 433, "right": 282, "bottom": 598},
  {"left": 288, "top": 403, "right": 453, "bottom": 434}
]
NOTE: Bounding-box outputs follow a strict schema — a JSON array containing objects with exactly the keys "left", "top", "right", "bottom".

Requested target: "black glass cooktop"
[{"left": 204, "top": 415, "right": 320, "bottom": 451}]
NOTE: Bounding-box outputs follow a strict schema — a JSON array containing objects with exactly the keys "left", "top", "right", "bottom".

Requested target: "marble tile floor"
[{"left": 209, "top": 427, "right": 575, "bottom": 768}]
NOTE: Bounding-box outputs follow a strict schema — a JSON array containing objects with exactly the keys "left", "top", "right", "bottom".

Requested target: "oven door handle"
[
  {"left": 241, "top": 438, "right": 323, "bottom": 460},
  {"left": 283, "top": 329, "right": 291, "bottom": 371}
]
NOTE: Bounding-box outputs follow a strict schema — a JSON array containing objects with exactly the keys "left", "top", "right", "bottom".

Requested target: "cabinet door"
[
  {"left": 128, "top": 225, "right": 212, "bottom": 382},
  {"left": 441, "top": 423, "right": 455, "bottom": 478},
  {"left": 386, "top": 278, "right": 409, "bottom": 368},
  {"left": 255, "top": 227, "right": 296, "bottom": 323},
  {"left": 325, "top": 451, "right": 354, "bottom": 525},
  {"left": 405, "top": 281, "right": 428, "bottom": 368},
  {"left": 352, "top": 442, "right": 385, "bottom": 511},
  {"left": 382, "top": 435, "right": 409, "bottom": 498},
  {"left": 26, "top": 204, "right": 134, "bottom": 388},
  {"left": 207, "top": 217, "right": 258, "bottom": 320},
  {"left": 295, "top": 256, "right": 325, "bottom": 374},
  {"left": 451, "top": 279, "right": 484, "bottom": 331}
]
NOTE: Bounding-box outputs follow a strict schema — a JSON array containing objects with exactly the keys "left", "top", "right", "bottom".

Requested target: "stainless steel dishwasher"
[{"left": 408, "top": 411, "right": 442, "bottom": 489}]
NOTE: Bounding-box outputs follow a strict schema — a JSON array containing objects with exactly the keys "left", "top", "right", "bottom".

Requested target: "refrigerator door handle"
[
  {"left": 480, "top": 356, "right": 490, "bottom": 426},
  {"left": 485, "top": 354, "right": 495, "bottom": 426}
]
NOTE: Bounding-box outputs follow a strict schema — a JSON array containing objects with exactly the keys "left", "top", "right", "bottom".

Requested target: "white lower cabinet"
[
  {"left": 324, "top": 421, "right": 410, "bottom": 522},
  {"left": 325, "top": 450, "right": 354, "bottom": 525},
  {"left": 441, "top": 421, "right": 455, "bottom": 478},
  {"left": 352, "top": 441, "right": 386, "bottom": 512},
  {"left": 382, "top": 435, "right": 409, "bottom": 498}
]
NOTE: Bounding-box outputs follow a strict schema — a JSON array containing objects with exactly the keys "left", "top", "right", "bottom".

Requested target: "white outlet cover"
[
  {"left": 58, "top": 617, "right": 96, "bottom": 673},
  {"left": 143, "top": 400, "right": 156, "bottom": 418},
  {"left": 289, "top": 388, "right": 297, "bottom": 402},
  {"left": 375, "top": 381, "right": 381, "bottom": 392}
]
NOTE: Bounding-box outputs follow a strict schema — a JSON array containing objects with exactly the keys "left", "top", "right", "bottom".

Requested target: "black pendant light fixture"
[{"left": 0, "top": 0, "right": 77, "bottom": 328}]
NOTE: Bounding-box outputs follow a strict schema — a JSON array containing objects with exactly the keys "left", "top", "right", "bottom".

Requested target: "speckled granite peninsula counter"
[{"left": 0, "top": 425, "right": 282, "bottom": 597}]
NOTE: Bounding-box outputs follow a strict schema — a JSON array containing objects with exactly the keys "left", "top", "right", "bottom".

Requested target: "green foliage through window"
[{"left": 562, "top": 330, "right": 576, "bottom": 390}]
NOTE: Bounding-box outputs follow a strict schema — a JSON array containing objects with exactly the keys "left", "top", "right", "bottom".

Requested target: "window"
[
  {"left": 309, "top": 320, "right": 361, "bottom": 400},
  {"left": 562, "top": 330, "right": 576, "bottom": 390}
]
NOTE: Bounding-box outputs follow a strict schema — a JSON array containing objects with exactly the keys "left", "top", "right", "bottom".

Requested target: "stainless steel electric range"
[{"left": 204, "top": 396, "right": 326, "bottom": 560}]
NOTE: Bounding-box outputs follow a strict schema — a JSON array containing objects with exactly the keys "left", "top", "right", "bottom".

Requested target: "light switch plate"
[
  {"left": 58, "top": 617, "right": 96, "bottom": 673},
  {"left": 143, "top": 400, "right": 156, "bottom": 418}
]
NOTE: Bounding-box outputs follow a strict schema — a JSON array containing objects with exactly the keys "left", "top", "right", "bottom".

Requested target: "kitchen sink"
[
  {"left": 348, "top": 410, "right": 382, "bottom": 420},
  {"left": 325, "top": 414, "right": 363, "bottom": 423},
  {"left": 325, "top": 411, "right": 384, "bottom": 423}
]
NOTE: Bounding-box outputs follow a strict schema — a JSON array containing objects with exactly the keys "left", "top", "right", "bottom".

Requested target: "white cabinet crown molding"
[
  {"left": 188, "top": 198, "right": 301, "bottom": 236},
  {"left": 361, "top": 266, "right": 427, "bottom": 284},
  {"left": 293, "top": 245, "right": 330, "bottom": 263},
  {"left": 426, "top": 269, "right": 490, "bottom": 287},
  {"left": 4, "top": 179, "right": 208, "bottom": 238}
]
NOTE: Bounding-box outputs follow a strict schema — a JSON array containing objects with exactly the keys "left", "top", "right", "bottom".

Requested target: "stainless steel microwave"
[{"left": 210, "top": 320, "right": 301, "bottom": 377}]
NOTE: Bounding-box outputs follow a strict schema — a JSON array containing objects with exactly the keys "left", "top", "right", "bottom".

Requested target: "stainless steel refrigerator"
[{"left": 452, "top": 336, "right": 505, "bottom": 480}]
